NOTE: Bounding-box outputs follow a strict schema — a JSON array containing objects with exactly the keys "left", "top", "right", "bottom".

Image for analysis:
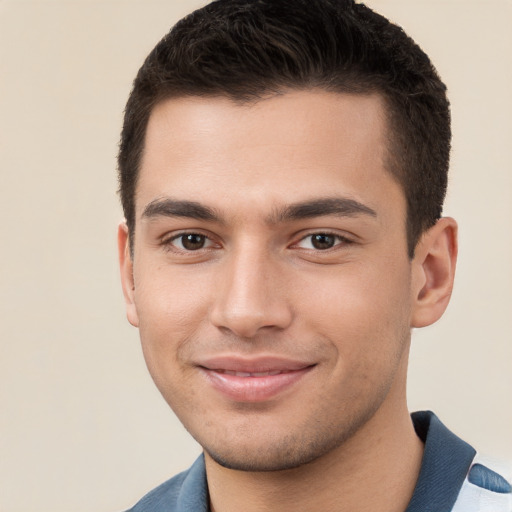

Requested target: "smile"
[
  {"left": 197, "top": 356, "right": 316, "bottom": 402},
  {"left": 215, "top": 369, "right": 290, "bottom": 377}
]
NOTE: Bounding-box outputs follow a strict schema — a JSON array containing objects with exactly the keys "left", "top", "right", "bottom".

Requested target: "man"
[{"left": 117, "top": 0, "right": 512, "bottom": 510}]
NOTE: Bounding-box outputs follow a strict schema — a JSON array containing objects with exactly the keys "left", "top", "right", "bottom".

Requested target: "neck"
[{"left": 205, "top": 372, "right": 423, "bottom": 512}]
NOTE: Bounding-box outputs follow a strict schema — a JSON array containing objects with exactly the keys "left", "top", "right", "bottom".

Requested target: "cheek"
[
  {"left": 301, "top": 269, "right": 411, "bottom": 410},
  {"left": 134, "top": 279, "right": 206, "bottom": 415},
  {"left": 135, "top": 263, "right": 211, "bottom": 329},
  {"left": 133, "top": 266, "right": 212, "bottom": 377},
  {"left": 298, "top": 259, "right": 412, "bottom": 352}
]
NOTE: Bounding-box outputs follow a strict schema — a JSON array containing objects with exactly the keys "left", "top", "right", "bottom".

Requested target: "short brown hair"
[{"left": 118, "top": 0, "right": 450, "bottom": 257}]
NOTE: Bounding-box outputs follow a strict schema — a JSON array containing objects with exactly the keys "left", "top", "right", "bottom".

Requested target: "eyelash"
[
  {"left": 294, "top": 232, "right": 353, "bottom": 251},
  {"left": 161, "top": 232, "right": 216, "bottom": 252},
  {"left": 161, "top": 231, "right": 353, "bottom": 253}
]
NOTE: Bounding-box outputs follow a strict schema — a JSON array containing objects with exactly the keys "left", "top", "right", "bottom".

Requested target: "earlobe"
[
  {"left": 411, "top": 217, "right": 458, "bottom": 328},
  {"left": 117, "top": 221, "right": 140, "bottom": 328}
]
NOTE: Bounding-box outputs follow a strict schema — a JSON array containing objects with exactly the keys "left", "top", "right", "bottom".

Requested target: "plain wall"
[{"left": 0, "top": 1, "right": 510, "bottom": 511}]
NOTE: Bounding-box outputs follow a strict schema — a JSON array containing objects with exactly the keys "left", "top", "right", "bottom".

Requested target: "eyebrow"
[
  {"left": 142, "top": 198, "right": 221, "bottom": 222},
  {"left": 270, "top": 197, "right": 377, "bottom": 223},
  {"left": 141, "top": 196, "right": 377, "bottom": 224}
]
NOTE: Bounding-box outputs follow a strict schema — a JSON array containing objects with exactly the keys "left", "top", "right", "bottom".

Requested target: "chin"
[
  {"left": 200, "top": 420, "right": 361, "bottom": 473},
  {"left": 204, "top": 445, "right": 325, "bottom": 472}
]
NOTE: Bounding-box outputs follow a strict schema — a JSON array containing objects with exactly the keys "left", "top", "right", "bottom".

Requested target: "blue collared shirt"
[{"left": 125, "top": 411, "right": 511, "bottom": 512}]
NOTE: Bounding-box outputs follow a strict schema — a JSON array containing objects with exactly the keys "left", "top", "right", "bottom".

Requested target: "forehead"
[{"left": 136, "top": 90, "right": 403, "bottom": 222}]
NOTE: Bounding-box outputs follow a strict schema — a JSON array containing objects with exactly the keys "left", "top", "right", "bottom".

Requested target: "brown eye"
[
  {"left": 310, "top": 234, "right": 336, "bottom": 250},
  {"left": 180, "top": 234, "right": 206, "bottom": 250},
  {"left": 168, "top": 233, "right": 213, "bottom": 251},
  {"left": 295, "top": 232, "right": 351, "bottom": 251}
]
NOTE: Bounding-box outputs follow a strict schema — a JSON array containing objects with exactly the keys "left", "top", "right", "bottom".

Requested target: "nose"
[{"left": 209, "top": 244, "right": 293, "bottom": 338}]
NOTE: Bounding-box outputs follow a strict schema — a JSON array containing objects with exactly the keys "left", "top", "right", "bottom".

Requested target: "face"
[{"left": 120, "top": 90, "right": 417, "bottom": 471}]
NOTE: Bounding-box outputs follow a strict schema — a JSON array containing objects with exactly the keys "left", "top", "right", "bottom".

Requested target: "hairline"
[{"left": 127, "top": 86, "right": 413, "bottom": 257}]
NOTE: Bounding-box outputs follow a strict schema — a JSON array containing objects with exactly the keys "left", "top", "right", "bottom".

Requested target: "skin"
[{"left": 119, "top": 90, "right": 457, "bottom": 512}]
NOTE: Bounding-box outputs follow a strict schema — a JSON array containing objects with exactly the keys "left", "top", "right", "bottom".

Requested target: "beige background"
[{"left": 0, "top": 0, "right": 510, "bottom": 511}]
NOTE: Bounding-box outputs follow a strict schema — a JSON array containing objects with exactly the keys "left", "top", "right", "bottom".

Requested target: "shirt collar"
[
  {"left": 406, "top": 410, "right": 476, "bottom": 512},
  {"left": 176, "top": 454, "right": 209, "bottom": 512},
  {"left": 177, "top": 411, "right": 476, "bottom": 512}
]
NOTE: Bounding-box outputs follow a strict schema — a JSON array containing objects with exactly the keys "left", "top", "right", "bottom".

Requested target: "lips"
[
  {"left": 216, "top": 369, "right": 287, "bottom": 377},
  {"left": 196, "top": 356, "right": 315, "bottom": 402}
]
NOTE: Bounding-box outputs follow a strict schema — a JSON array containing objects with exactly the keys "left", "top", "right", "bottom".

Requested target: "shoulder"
[
  {"left": 123, "top": 471, "right": 187, "bottom": 512},
  {"left": 123, "top": 455, "right": 209, "bottom": 512},
  {"left": 408, "top": 411, "right": 512, "bottom": 512}
]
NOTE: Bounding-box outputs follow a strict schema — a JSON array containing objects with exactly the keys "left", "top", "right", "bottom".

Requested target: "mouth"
[
  {"left": 197, "top": 356, "right": 316, "bottom": 402},
  {"left": 213, "top": 369, "right": 296, "bottom": 377}
]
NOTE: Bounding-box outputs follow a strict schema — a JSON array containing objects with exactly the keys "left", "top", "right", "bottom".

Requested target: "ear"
[
  {"left": 118, "top": 221, "right": 139, "bottom": 327},
  {"left": 411, "top": 217, "right": 458, "bottom": 328}
]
